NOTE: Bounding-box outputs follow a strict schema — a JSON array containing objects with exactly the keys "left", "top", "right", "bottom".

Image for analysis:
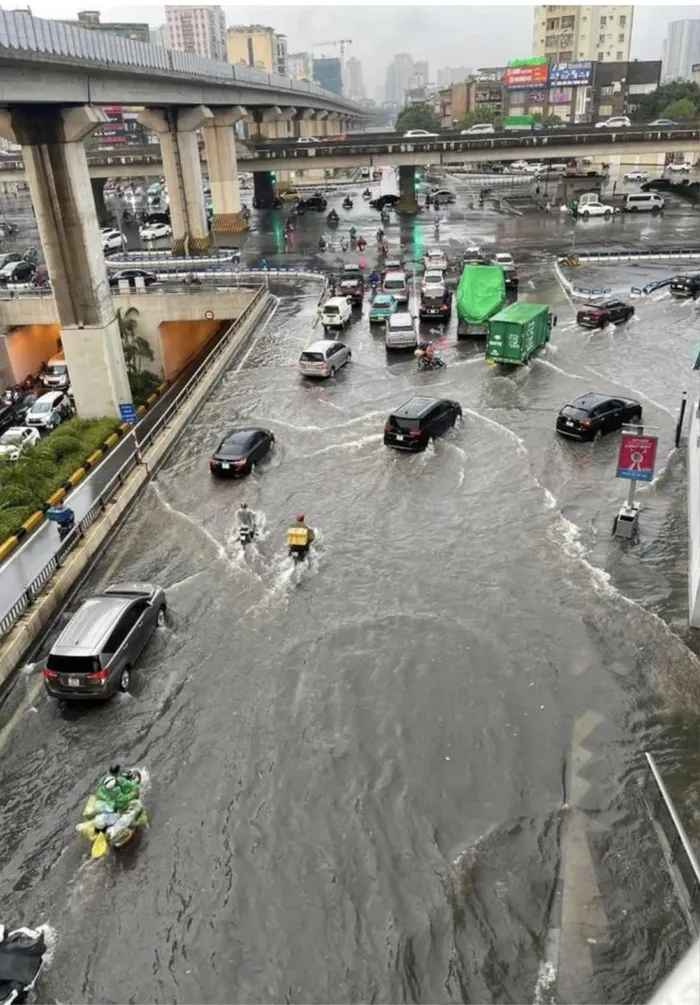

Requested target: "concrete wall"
[
  {"left": 160, "top": 318, "right": 221, "bottom": 379},
  {"left": 688, "top": 403, "right": 700, "bottom": 628}
]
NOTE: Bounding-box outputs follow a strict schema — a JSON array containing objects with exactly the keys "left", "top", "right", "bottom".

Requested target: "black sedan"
[
  {"left": 299, "top": 194, "right": 327, "bottom": 212},
  {"left": 370, "top": 194, "right": 400, "bottom": 211},
  {"left": 109, "top": 269, "right": 158, "bottom": 289},
  {"left": 209, "top": 426, "right": 275, "bottom": 477},
  {"left": 670, "top": 274, "right": 700, "bottom": 299},
  {"left": 576, "top": 299, "right": 634, "bottom": 328},
  {"left": 556, "top": 393, "right": 642, "bottom": 441}
]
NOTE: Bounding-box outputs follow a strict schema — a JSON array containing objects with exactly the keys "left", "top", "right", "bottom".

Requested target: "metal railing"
[
  {"left": 0, "top": 285, "right": 267, "bottom": 641},
  {"left": 640, "top": 752, "right": 700, "bottom": 935},
  {"left": 104, "top": 249, "right": 240, "bottom": 268}
]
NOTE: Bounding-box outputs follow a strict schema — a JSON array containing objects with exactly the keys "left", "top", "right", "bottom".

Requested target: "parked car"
[
  {"left": 209, "top": 426, "right": 275, "bottom": 477},
  {"left": 461, "top": 123, "right": 495, "bottom": 135},
  {"left": 369, "top": 293, "right": 398, "bottom": 325},
  {"left": 384, "top": 396, "right": 462, "bottom": 451},
  {"left": 556, "top": 393, "right": 642, "bottom": 441},
  {"left": 418, "top": 288, "right": 452, "bottom": 323},
  {"left": 425, "top": 248, "right": 448, "bottom": 271},
  {"left": 0, "top": 252, "right": 21, "bottom": 271},
  {"left": 421, "top": 269, "right": 446, "bottom": 295},
  {"left": 385, "top": 312, "right": 418, "bottom": 350},
  {"left": 298, "top": 339, "right": 351, "bottom": 379},
  {"left": 0, "top": 399, "right": 15, "bottom": 434},
  {"left": 432, "top": 189, "right": 456, "bottom": 205},
  {"left": 108, "top": 269, "right": 157, "bottom": 289},
  {"left": 299, "top": 194, "right": 327, "bottom": 212},
  {"left": 576, "top": 200, "right": 617, "bottom": 218},
  {"left": 623, "top": 192, "right": 664, "bottom": 213},
  {"left": 43, "top": 582, "right": 166, "bottom": 701},
  {"left": 297, "top": 137, "right": 321, "bottom": 145},
  {"left": 669, "top": 275, "right": 700, "bottom": 299},
  {"left": 0, "top": 425, "right": 40, "bottom": 460},
  {"left": 139, "top": 222, "right": 172, "bottom": 241},
  {"left": 101, "top": 228, "right": 125, "bottom": 252},
  {"left": 576, "top": 299, "right": 634, "bottom": 328},
  {"left": 42, "top": 354, "right": 70, "bottom": 390},
  {"left": 666, "top": 161, "right": 694, "bottom": 174},
  {"left": 623, "top": 169, "right": 649, "bottom": 183},
  {"left": 382, "top": 270, "right": 409, "bottom": 304},
  {"left": 0, "top": 259, "right": 34, "bottom": 284},
  {"left": 403, "top": 129, "right": 437, "bottom": 138},
  {"left": 25, "top": 390, "right": 71, "bottom": 430},
  {"left": 595, "top": 116, "right": 631, "bottom": 129},
  {"left": 320, "top": 296, "right": 352, "bottom": 330}
]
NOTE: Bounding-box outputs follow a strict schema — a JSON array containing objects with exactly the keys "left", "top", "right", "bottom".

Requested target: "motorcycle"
[
  {"left": 342, "top": 198, "right": 353, "bottom": 210},
  {"left": 76, "top": 768, "right": 148, "bottom": 859},
  {"left": 416, "top": 350, "right": 446, "bottom": 371},
  {"left": 362, "top": 188, "right": 372, "bottom": 199},
  {"left": 0, "top": 925, "right": 48, "bottom": 1005},
  {"left": 327, "top": 210, "right": 339, "bottom": 226},
  {"left": 238, "top": 524, "right": 255, "bottom": 547},
  {"left": 286, "top": 526, "right": 314, "bottom": 562}
]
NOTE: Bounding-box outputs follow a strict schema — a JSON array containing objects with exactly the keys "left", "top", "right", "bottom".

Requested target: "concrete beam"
[{"left": 261, "top": 107, "right": 284, "bottom": 122}]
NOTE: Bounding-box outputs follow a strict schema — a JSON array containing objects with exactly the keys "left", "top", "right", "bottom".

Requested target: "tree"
[
  {"left": 116, "top": 306, "right": 154, "bottom": 378},
  {"left": 533, "top": 112, "right": 563, "bottom": 125},
  {"left": 634, "top": 81, "right": 700, "bottom": 121},
  {"left": 395, "top": 102, "right": 441, "bottom": 133},
  {"left": 661, "top": 97, "right": 698, "bottom": 120}
]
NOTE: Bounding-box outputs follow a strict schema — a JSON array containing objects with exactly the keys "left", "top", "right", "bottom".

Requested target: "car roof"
[
  {"left": 304, "top": 339, "right": 342, "bottom": 352},
  {"left": 324, "top": 297, "right": 349, "bottom": 306},
  {"left": 52, "top": 594, "right": 133, "bottom": 653},
  {"left": 568, "top": 392, "right": 631, "bottom": 412},
  {"left": 222, "top": 426, "right": 267, "bottom": 439},
  {"left": 391, "top": 396, "right": 447, "bottom": 418},
  {"left": 33, "top": 390, "right": 64, "bottom": 405},
  {"left": 373, "top": 294, "right": 394, "bottom": 302},
  {"left": 388, "top": 313, "right": 414, "bottom": 327},
  {"left": 384, "top": 270, "right": 407, "bottom": 280},
  {"left": 103, "top": 581, "right": 155, "bottom": 598}
]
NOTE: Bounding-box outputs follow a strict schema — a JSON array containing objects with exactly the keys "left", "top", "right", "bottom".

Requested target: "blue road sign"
[{"left": 119, "top": 402, "right": 138, "bottom": 425}]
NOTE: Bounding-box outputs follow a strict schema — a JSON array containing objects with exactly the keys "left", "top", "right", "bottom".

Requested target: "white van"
[
  {"left": 385, "top": 313, "right": 417, "bottom": 351},
  {"left": 42, "top": 353, "right": 70, "bottom": 390},
  {"left": 320, "top": 296, "right": 352, "bottom": 330},
  {"left": 623, "top": 192, "right": 664, "bottom": 213}
]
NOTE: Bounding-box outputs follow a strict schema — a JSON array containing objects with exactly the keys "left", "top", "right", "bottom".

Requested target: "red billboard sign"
[
  {"left": 616, "top": 432, "right": 658, "bottom": 482},
  {"left": 503, "top": 62, "right": 549, "bottom": 90}
]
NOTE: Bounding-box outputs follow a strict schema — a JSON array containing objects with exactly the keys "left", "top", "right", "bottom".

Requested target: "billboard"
[
  {"left": 616, "top": 432, "right": 658, "bottom": 482},
  {"left": 503, "top": 60, "right": 549, "bottom": 90},
  {"left": 549, "top": 61, "right": 594, "bottom": 86}
]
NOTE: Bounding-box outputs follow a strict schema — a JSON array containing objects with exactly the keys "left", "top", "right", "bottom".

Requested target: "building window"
[
  {"left": 545, "top": 34, "right": 558, "bottom": 47},
  {"left": 598, "top": 35, "right": 605, "bottom": 43},
  {"left": 619, "top": 15, "right": 626, "bottom": 27},
  {"left": 559, "top": 51, "right": 573, "bottom": 61},
  {"left": 561, "top": 16, "right": 575, "bottom": 29},
  {"left": 546, "top": 18, "right": 559, "bottom": 30},
  {"left": 616, "top": 51, "right": 623, "bottom": 60},
  {"left": 600, "top": 16, "right": 607, "bottom": 25},
  {"left": 618, "top": 34, "right": 625, "bottom": 43},
  {"left": 597, "top": 52, "right": 604, "bottom": 61}
]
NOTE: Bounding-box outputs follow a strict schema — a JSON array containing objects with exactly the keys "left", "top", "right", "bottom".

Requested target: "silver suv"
[{"left": 43, "top": 582, "right": 166, "bottom": 701}]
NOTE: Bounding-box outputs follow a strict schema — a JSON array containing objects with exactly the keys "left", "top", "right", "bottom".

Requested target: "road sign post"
[{"left": 612, "top": 425, "right": 658, "bottom": 540}]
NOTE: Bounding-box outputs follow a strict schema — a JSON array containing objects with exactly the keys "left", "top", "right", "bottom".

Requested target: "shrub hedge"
[{"left": 0, "top": 416, "right": 119, "bottom": 542}]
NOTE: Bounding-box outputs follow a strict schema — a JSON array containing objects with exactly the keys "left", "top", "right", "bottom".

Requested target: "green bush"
[
  {"left": 0, "top": 416, "right": 119, "bottom": 543},
  {"left": 129, "top": 370, "right": 162, "bottom": 407}
]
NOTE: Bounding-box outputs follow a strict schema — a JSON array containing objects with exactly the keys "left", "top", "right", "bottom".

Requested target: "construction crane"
[{"left": 312, "top": 39, "right": 353, "bottom": 60}]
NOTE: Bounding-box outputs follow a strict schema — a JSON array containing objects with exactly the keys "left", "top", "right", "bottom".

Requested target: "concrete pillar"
[
  {"left": 91, "top": 176, "right": 110, "bottom": 227},
  {"left": 314, "top": 110, "right": 329, "bottom": 137},
  {"left": 296, "top": 108, "right": 315, "bottom": 138},
  {"left": 259, "top": 107, "right": 283, "bottom": 141},
  {"left": 202, "top": 105, "right": 248, "bottom": 234},
  {"left": 398, "top": 164, "right": 419, "bottom": 214},
  {"left": 253, "top": 171, "right": 277, "bottom": 209},
  {"left": 2, "top": 105, "right": 132, "bottom": 419},
  {"left": 139, "top": 105, "right": 213, "bottom": 254}
]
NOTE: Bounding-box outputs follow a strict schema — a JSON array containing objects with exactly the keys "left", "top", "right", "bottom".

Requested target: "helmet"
[
  {"left": 296, "top": 513, "right": 305, "bottom": 522},
  {"left": 240, "top": 502, "right": 248, "bottom": 509},
  {"left": 109, "top": 763, "right": 121, "bottom": 775},
  {"left": 104, "top": 776, "right": 118, "bottom": 790}
]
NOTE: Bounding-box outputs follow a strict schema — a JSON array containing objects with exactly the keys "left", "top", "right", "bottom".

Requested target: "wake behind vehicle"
[
  {"left": 485, "top": 302, "right": 555, "bottom": 366},
  {"left": 43, "top": 583, "right": 166, "bottom": 701},
  {"left": 556, "top": 393, "right": 642, "bottom": 441},
  {"left": 0, "top": 924, "right": 48, "bottom": 1005}
]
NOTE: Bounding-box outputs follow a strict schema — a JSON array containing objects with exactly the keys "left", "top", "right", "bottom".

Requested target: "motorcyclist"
[
  {"left": 236, "top": 502, "right": 255, "bottom": 530},
  {"left": 356, "top": 235, "right": 367, "bottom": 252},
  {"left": 96, "top": 765, "right": 140, "bottom": 812},
  {"left": 368, "top": 268, "right": 380, "bottom": 288},
  {"left": 286, "top": 513, "right": 315, "bottom": 555},
  {"left": 376, "top": 227, "right": 384, "bottom": 242},
  {"left": 363, "top": 187, "right": 371, "bottom": 198},
  {"left": 349, "top": 225, "right": 357, "bottom": 240}
]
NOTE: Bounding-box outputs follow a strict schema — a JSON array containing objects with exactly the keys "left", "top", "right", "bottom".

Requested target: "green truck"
[
  {"left": 485, "top": 302, "right": 556, "bottom": 365},
  {"left": 456, "top": 264, "right": 506, "bottom": 337}
]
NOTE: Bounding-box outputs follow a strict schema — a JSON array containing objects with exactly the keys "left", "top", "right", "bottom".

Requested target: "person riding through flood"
[
  {"left": 236, "top": 501, "right": 255, "bottom": 530},
  {"left": 286, "top": 513, "right": 315, "bottom": 557}
]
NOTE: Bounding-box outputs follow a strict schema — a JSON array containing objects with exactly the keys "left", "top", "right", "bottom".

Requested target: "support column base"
[
  {"left": 211, "top": 211, "right": 249, "bottom": 234},
  {"left": 172, "top": 235, "right": 212, "bottom": 255},
  {"left": 397, "top": 195, "right": 419, "bottom": 214}
]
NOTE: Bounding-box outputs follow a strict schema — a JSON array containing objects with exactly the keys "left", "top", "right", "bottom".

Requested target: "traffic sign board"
[
  {"left": 616, "top": 432, "right": 658, "bottom": 482},
  {"left": 118, "top": 402, "right": 138, "bottom": 426}
]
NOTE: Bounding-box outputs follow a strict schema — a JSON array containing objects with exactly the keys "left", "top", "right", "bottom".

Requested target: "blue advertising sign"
[
  {"left": 119, "top": 402, "right": 138, "bottom": 426},
  {"left": 549, "top": 61, "right": 594, "bottom": 86}
]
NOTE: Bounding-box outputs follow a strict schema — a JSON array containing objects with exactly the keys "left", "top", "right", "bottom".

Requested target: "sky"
[{"left": 17, "top": 2, "right": 700, "bottom": 99}]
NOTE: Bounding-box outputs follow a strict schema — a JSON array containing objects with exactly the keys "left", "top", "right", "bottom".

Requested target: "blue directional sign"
[{"left": 119, "top": 402, "right": 138, "bottom": 425}]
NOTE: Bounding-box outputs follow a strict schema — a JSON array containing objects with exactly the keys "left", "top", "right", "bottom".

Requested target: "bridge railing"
[
  {"left": 0, "top": 10, "right": 361, "bottom": 113},
  {"left": 640, "top": 752, "right": 700, "bottom": 935}
]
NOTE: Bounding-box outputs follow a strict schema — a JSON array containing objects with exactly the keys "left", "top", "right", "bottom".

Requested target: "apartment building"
[
  {"left": 532, "top": 5, "right": 633, "bottom": 64},
  {"left": 165, "top": 5, "right": 226, "bottom": 62}
]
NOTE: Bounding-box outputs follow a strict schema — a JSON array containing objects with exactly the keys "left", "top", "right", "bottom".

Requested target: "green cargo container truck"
[
  {"left": 485, "top": 301, "right": 556, "bottom": 365},
  {"left": 456, "top": 263, "right": 506, "bottom": 337}
]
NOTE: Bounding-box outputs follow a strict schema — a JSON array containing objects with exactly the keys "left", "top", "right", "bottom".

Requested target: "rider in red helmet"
[{"left": 288, "top": 512, "right": 315, "bottom": 547}]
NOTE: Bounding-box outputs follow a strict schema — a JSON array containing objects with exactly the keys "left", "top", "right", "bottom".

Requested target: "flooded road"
[{"left": 1, "top": 187, "right": 700, "bottom": 1004}]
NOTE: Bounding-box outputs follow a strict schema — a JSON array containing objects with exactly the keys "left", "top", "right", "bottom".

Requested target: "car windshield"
[
  {"left": 391, "top": 416, "right": 420, "bottom": 431},
  {"left": 561, "top": 405, "right": 589, "bottom": 419},
  {"left": 48, "top": 364, "right": 67, "bottom": 375},
  {"left": 384, "top": 278, "right": 405, "bottom": 290},
  {"left": 0, "top": 430, "right": 23, "bottom": 444},
  {"left": 221, "top": 432, "right": 254, "bottom": 450},
  {"left": 32, "top": 401, "right": 53, "bottom": 414}
]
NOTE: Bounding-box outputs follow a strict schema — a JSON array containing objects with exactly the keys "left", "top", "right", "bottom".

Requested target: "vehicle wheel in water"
[
  {"left": 631, "top": 205, "right": 639, "bottom": 212},
  {"left": 157, "top": 606, "right": 166, "bottom": 628},
  {"left": 604, "top": 209, "right": 612, "bottom": 217},
  {"left": 119, "top": 668, "right": 131, "bottom": 693},
  {"left": 330, "top": 366, "right": 336, "bottom": 378},
  {"left": 594, "top": 428, "right": 603, "bottom": 441}
]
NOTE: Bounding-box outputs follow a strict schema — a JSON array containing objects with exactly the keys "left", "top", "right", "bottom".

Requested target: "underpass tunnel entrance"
[
  {"left": 159, "top": 319, "right": 230, "bottom": 381},
  {"left": 3, "top": 323, "right": 62, "bottom": 383}
]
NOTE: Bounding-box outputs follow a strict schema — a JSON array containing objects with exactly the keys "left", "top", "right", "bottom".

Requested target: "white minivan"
[
  {"left": 299, "top": 339, "right": 351, "bottom": 379},
  {"left": 623, "top": 192, "right": 664, "bottom": 213},
  {"left": 320, "top": 296, "right": 352, "bottom": 330},
  {"left": 385, "top": 313, "right": 417, "bottom": 351}
]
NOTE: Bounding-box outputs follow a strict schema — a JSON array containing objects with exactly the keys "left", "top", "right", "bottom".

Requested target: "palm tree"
[{"left": 116, "top": 306, "right": 154, "bottom": 378}]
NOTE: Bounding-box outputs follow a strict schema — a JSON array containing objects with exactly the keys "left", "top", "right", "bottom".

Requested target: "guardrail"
[
  {"left": 104, "top": 249, "right": 240, "bottom": 269},
  {"left": 0, "top": 286, "right": 266, "bottom": 641},
  {"left": 569, "top": 248, "right": 700, "bottom": 263},
  {"left": 640, "top": 752, "right": 700, "bottom": 935},
  {"left": 554, "top": 258, "right": 611, "bottom": 299}
]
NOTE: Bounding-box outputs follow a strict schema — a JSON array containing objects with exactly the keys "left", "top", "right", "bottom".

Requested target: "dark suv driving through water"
[{"left": 384, "top": 396, "right": 462, "bottom": 451}]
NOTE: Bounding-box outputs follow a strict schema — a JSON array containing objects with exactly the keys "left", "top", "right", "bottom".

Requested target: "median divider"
[{"left": 0, "top": 287, "right": 273, "bottom": 686}]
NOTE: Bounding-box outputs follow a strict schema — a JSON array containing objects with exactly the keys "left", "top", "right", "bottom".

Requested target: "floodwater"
[{"left": 1, "top": 181, "right": 699, "bottom": 1005}]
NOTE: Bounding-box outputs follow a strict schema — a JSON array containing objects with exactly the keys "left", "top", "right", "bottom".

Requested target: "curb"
[{"left": 0, "top": 291, "right": 273, "bottom": 688}]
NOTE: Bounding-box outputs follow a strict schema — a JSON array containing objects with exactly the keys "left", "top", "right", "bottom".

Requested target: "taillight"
[
  {"left": 232, "top": 460, "right": 247, "bottom": 468},
  {"left": 43, "top": 668, "right": 57, "bottom": 679},
  {"left": 409, "top": 429, "right": 422, "bottom": 437},
  {"left": 209, "top": 459, "right": 219, "bottom": 468},
  {"left": 87, "top": 669, "right": 108, "bottom": 680},
  {"left": 440, "top": 304, "right": 448, "bottom": 311},
  {"left": 383, "top": 423, "right": 392, "bottom": 432}
]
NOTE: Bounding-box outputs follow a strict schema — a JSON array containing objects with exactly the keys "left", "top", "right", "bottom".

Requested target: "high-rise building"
[
  {"left": 313, "top": 57, "right": 342, "bottom": 95},
  {"left": 437, "top": 66, "right": 473, "bottom": 88},
  {"left": 662, "top": 21, "right": 700, "bottom": 82},
  {"left": 288, "top": 51, "right": 313, "bottom": 81},
  {"left": 345, "top": 56, "right": 364, "bottom": 99},
  {"left": 150, "top": 25, "right": 167, "bottom": 49},
  {"left": 227, "top": 25, "right": 287, "bottom": 75},
  {"left": 62, "top": 10, "right": 150, "bottom": 43},
  {"left": 532, "top": 5, "right": 633, "bottom": 63},
  {"left": 385, "top": 54, "right": 416, "bottom": 105},
  {"left": 165, "top": 5, "right": 226, "bottom": 62}
]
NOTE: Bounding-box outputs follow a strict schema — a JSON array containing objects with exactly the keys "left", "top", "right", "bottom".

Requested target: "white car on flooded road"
[
  {"left": 577, "top": 200, "right": 618, "bottom": 218},
  {"left": 139, "top": 222, "right": 172, "bottom": 241}
]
